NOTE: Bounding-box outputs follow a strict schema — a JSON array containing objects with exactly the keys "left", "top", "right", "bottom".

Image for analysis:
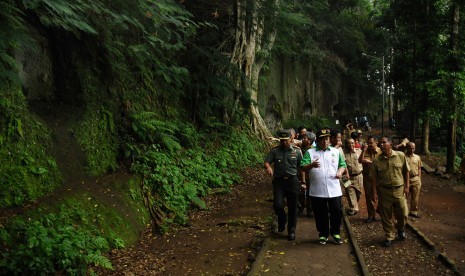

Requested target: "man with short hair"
[
  {"left": 344, "top": 138, "right": 363, "bottom": 216},
  {"left": 330, "top": 129, "right": 344, "bottom": 155},
  {"left": 406, "top": 142, "right": 422, "bottom": 218},
  {"left": 359, "top": 135, "right": 381, "bottom": 223},
  {"left": 331, "top": 129, "right": 349, "bottom": 180},
  {"left": 265, "top": 129, "right": 303, "bottom": 241},
  {"left": 289, "top": 128, "right": 302, "bottom": 147},
  {"left": 370, "top": 136, "right": 410, "bottom": 247},
  {"left": 301, "top": 128, "right": 347, "bottom": 245},
  {"left": 297, "top": 126, "right": 307, "bottom": 140}
]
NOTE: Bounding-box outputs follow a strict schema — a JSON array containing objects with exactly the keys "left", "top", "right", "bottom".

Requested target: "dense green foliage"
[
  {"left": 376, "top": 0, "right": 465, "bottom": 170},
  {"left": 0, "top": 0, "right": 201, "bottom": 199},
  {"left": 131, "top": 123, "right": 264, "bottom": 230},
  {"left": 0, "top": 127, "right": 263, "bottom": 274},
  {"left": 6, "top": 0, "right": 465, "bottom": 273},
  {"left": 0, "top": 177, "right": 148, "bottom": 275}
]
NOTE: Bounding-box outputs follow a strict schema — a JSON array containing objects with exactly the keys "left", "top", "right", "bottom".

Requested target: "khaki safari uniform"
[
  {"left": 361, "top": 147, "right": 382, "bottom": 219},
  {"left": 370, "top": 150, "right": 410, "bottom": 241},
  {"left": 407, "top": 154, "right": 422, "bottom": 215},
  {"left": 344, "top": 148, "right": 363, "bottom": 213},
  {"left": 265, "top": 145, "right": 303, "bottom": 234}
]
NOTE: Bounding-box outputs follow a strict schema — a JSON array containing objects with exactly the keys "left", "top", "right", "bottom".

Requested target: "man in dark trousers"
[
  {"left": 265, "top": 129, "right": 303, "bottom": 241},
  {"left": 299, "top": 131, "right": 316, "bottom": 217},
  {"left": 301, "top": 128, "right": 347, "bottom": 245}
]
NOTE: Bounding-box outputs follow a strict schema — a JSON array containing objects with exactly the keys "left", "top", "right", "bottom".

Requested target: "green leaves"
[
  {"left": 131, "top": 129, "right": 263, "bottom": 229},
  {"left": 1, "top": 216, "right": 109, "bottom": 274},
  {"left": 130, "top": 111, "right": 182, "bottom": 153},
  {"left": 86, "top": 254, "right": 113, "bottom": 270},
  {"left": 22, "top": 0, "right": 99, "bottom": 34}
]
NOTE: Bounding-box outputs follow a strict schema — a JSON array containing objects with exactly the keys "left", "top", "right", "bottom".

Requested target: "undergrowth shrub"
[
  {"left": 131, "top": 128, "right": 264, "bottom": 230},
  {"left": 0, "top": 178, "right": 147, "bottom": 275},
  {"left": 0, "top": 208, "right": 113, "bottom": 274},
  {"left": 0, "top": 87, "right": 61, "bottom": 207}
]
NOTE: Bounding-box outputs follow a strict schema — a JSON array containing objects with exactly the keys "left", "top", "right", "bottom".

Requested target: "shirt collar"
[
  {"left": 381, "top": 149, "right": 398, "bottom": 158},
  {"left": 315, "top": 145, "right": 333, "bottom": 151}
]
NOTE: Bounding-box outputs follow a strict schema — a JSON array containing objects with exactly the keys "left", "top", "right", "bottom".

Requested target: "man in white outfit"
[{"left": 301, "top": 128, "right": 347, "bottom": 245}]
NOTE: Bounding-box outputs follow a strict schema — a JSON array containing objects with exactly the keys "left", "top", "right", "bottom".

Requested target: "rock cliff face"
[
  {"left": 15, "top": 25, "right": 350, "bottom": 135},
  {"left": 15, "top": 24, "right": 55, "bottom": 102},
  {"left": 258, "top": 56, "right": 348, "bottom": 131}
]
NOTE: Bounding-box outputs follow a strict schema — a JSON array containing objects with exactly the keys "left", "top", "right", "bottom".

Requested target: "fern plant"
[{"left": 130, "top": 111, "right": 182, "bottom": 153}]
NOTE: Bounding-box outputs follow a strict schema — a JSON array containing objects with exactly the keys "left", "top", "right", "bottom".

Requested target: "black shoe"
[
  {"left": 278, "top": 224, "right": 285, "bottom": 232},
  {"left": 287, "top": 233, "right": 296, "bottom": 241},
  {"left": 347, "top": 210, "right": 358, "bottom": 216},
  {"left": 364, "top": 217, "right": 375, "bottom": 223},
  {"left": 332, "top": 234, "right": 343, "bottom": 245},
  {"left": 398, "top": 230, "right": 406, "bottom": 240},
  {"left": 319, "top": 236, "right": 328, "bottom": 245},
  {"left": 383, "top": 240, "right": 392, "bottom": 247},
  {"left": 409, "top": 213, "right": 421, "bottom": 218}
]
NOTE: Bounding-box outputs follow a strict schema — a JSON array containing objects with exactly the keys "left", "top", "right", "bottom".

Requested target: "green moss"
[
  {"left": 0, "top": 87, "right": 61, "bottom": 207},
  {"left": 75, "top": 108, "right": 118, "bottom": 176}
]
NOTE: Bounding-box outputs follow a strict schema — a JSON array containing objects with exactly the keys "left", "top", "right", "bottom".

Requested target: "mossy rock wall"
[{"left": 258, "top": 56, "right": 348, "bottom": 132}]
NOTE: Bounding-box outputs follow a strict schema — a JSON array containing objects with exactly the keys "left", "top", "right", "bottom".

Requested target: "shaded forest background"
[{"left": 1, "top": 0, "right": 465, "bottom": 274}]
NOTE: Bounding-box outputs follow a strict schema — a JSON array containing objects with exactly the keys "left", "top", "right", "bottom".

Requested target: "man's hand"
[
  {"left": 266, "top": 167, "right": 273, "bottom": 176},
  {"left": 264, "top": 162, "right": 273, "bottom": 176},
  {"left": 404, "top": 186, "right": 409, "bottom": 197},
  {"left": 362, "top": 159, "right": 372, "bottom": 164},
  {"left": 311, "top": 158, "right": 320, "bottom": 168}
]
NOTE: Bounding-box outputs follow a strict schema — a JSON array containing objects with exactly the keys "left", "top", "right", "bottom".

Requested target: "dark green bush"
[
  {"left": 0, "top": 177, "right": 147, "bottom": 275},
  {"left": 131, "top": 128, "right": 264, "bottom": 229}
]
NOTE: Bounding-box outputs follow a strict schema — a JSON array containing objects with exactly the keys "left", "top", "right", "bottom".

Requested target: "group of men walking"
[{"left": 264, "top": 126, "right": 422, "bottom": 247}]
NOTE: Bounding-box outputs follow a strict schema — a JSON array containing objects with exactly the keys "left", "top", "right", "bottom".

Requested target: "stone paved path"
[{"left": 250, "top": 214, "right": 361, "bottom": 276}]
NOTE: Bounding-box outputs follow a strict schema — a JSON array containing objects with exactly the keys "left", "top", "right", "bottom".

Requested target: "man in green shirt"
[
  {"left": 265, "top": 129, "right": 303, "bottom": 241},
  {"left": 300, "top": 129, "right": 347, "bottom": 245}
]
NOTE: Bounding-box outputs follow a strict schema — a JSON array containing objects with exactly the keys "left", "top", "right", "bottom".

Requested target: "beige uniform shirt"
[
  {"left": 344, "top": 149, "right": 363, "bottom": 175},
  {"left": 407, "top": 154, "right": 422, "bottom": 182},
  {"left": 362, "top": 147, "right": 382, "bottom": 175},
  {"left": 370, "top": 150, "right": 410, "bottom": 187}
]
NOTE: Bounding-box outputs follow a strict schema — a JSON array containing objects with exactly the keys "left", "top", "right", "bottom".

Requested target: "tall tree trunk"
[
  {"left": 230, "top": 0, "right": 277, "bottom": 140},
  {"left": 422, "top": 115, "right": 430, "bottom": 155},
  {"left": 447, "top": 1, "right": 460, "bottom": 173},
  {"left": 410, "top": 90, "right": 416, "bottom": 141}
]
